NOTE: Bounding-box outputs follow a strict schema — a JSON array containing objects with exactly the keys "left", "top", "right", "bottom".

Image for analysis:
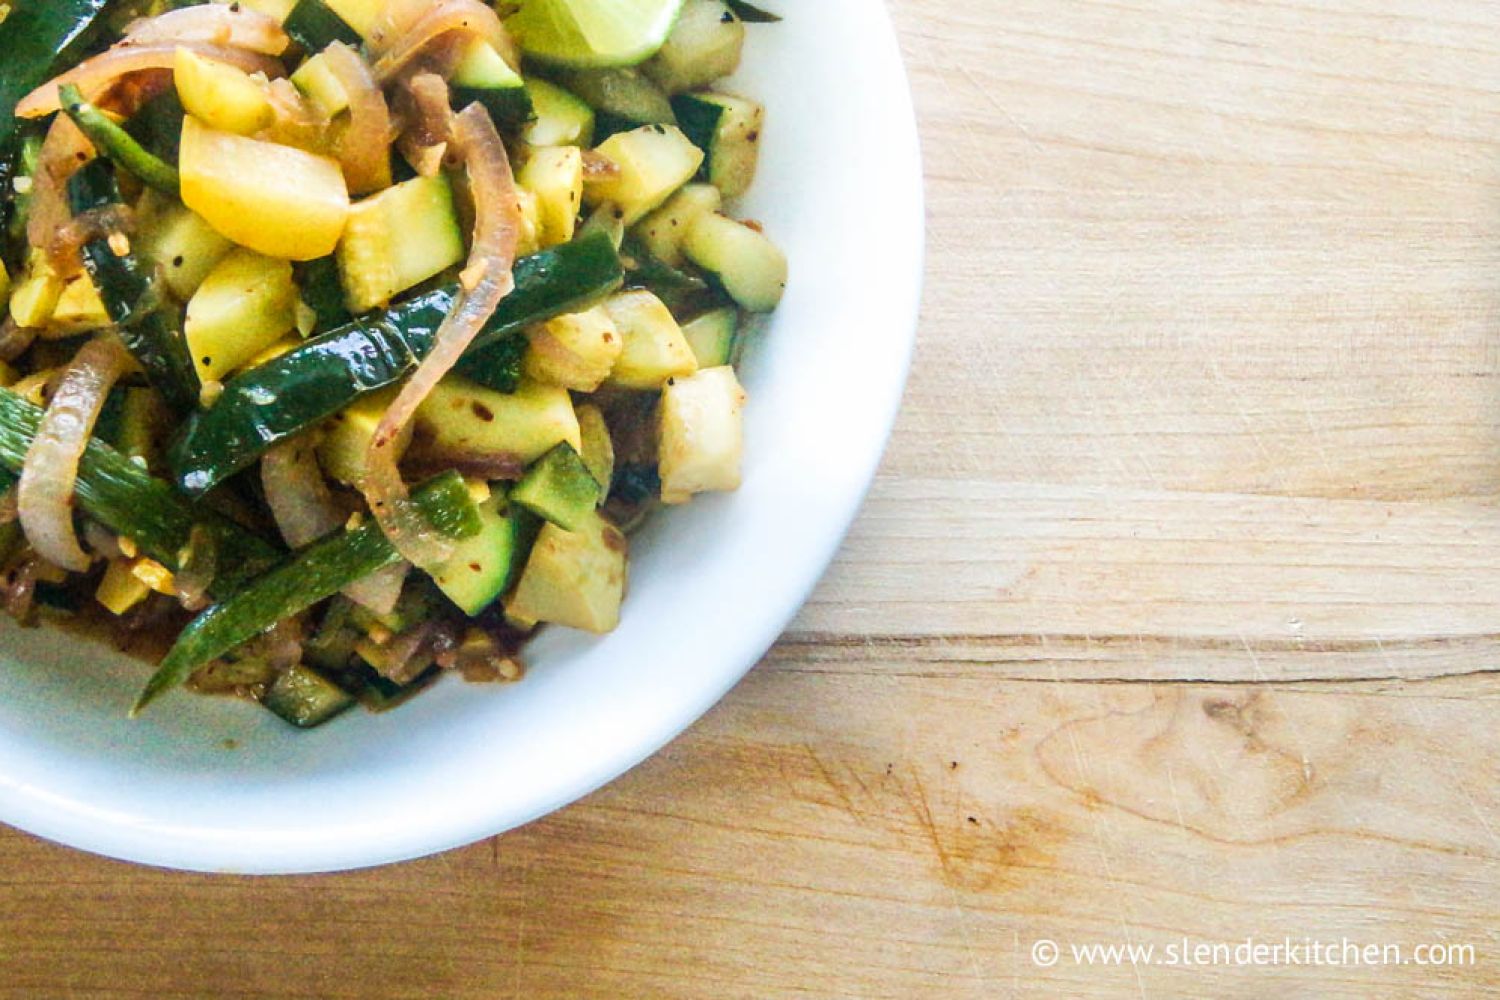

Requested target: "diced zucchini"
[
  {"left": 452, "top": 38, "right": 532, "bottom": 131},
  {"left": 180, "top": 117, "right": 350, "bottom": 261},
  {"left": 671, "top": 91, "right": 764, "bottom": 199},
  {"left": 512, "top": 443, "right": 601, "bottom": 531},
  {"left": 96, "top": 558, "right": 150, "bottom": 616},
  {"left": 336, "top": 174, "right": 464, "bottom": 313},
  {"left": 414, "top": 375, "right": 582, "bottom": 470},
  {"left": 263, "top": 663, "right": 355, "bottom": 728},
  {"left": 682, "top": 213, "right": 786, "bottom": 312},
  {"left": 428, "top": 492, "right": 535, "bottom": 615},
  {"left": 523, "top": 78, "right": 594, "bottom": 149},
  {"left": 523, "top": 305, "right": 622, "bottom": 392},
  {"left": 506, "top": 511, "right": 627, "bottom": 634},
  {"left": 137, "top": 197, "right": 234, "bottom": 300},
  {"left": 585, "top": 125, "right": 704, "bottom": 226},
  {"left": 132, "top": 558, "right": 177, "bottom": 596},
  {"left": 518, "top": 146, "right": 584, "bottom": 248},
  {"left": 602, "top": 289, "right": 698, "bottom": 390},
  {"left": 190, "top": 656, "right": 280, "bottom": 692},
  {"left": 556, "top": 68, "right": 674, "bottom": 138},
  {"left": 304, "top": 598, "right": 359, "bottom": 672},
  {"left": 680, "top": 305, "right": 738, "bottom": 368},
  {"left": 318, "top": 0, "right": 383, "bottom": 34},
  {"left": 659, "top": 365, "right": 746, "bottom": 503},
  {"left": 291, "top": 51, "right": 351, "bottom": 117},
  {"left": 0, "top": 261, "right": 9, "bottom": 311},
  {"left": 318, "top": 386, "right": 412, "bottom": 486},
  {"left": 220, "top": 0, "right": 298, "bottom": 22},
  {"left": 9, "top": 249, "right": 65, "bottom": 328},
  {"left": 576, "top": 404, "right": 615, "bottom": 494},
  {"left": 348, "top": 582, "right": 435, "bottom": 637},
  {"left": 11, "top": 368, "right": 58, "bottom": 407},
  {"left": 185, "top": 249, "right": 299, "bottom": 382},
  {"left": 578, "top": 201, "right": 626, "bottom": 250},
  {"left": 175, "top": 49, "right": 273, "bottom": 137},
  {"left": 635, "top": 182, "right": 721, "bottom": 267},
  {"left": 645, "top": 0, "right": 745, "bottom": 94},
  {"left": 48, "top": 276, "right": 110, "bottom": 336},
  {"left": 513, "top": 187, "right": 543, "bottom": 259},
  {"left": 282, "top": 0, "right": 378, "bottom": 49}
]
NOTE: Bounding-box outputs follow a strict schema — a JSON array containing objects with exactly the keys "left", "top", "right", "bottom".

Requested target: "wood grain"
[{"left": 5, "top": 1, "right": 1500, "bottom": 996}]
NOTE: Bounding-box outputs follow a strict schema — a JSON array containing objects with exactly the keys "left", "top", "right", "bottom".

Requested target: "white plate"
[{"left": 0, "top": 0, "right": 924, "bottom": 873}]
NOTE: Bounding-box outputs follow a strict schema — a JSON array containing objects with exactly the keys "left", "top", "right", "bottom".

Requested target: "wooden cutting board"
[{"left": 3, "top": 1, "right": 1499, "bottom": 996}]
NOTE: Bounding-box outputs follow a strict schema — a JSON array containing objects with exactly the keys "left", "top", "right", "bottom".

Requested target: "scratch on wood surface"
[
  {"left": 802, "top": 743, "right": 862, "bottom": 825},
  {"left": 904, "top": 765, "right": 990, "bottom": 991}
]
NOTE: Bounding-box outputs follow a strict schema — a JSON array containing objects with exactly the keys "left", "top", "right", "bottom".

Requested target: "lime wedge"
[{"left": 507, "top": 0, "right": 685, "bottom": 68}]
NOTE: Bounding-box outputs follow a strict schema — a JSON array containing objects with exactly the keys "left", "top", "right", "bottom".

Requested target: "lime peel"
[{"left": 507, "top": 0, "right": 686, "bottom": 68}]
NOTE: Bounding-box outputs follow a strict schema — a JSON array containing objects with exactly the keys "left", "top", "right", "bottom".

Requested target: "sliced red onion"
[
  {"left": 3, "top": 559, "right": 39, "bottom": 624},
  {"left": 395, "top": 72, "right": 452, "bottom": 177},
  {"left": 322, "top": 42, "right": 393, "bottom": 195},
  {"left": 373, "top": 620, "right": 441, "bottom": 684},
  {"left": 368, "top": 0, "right": 514, "bottom": 83},
  {"left": 263, "top": 78, "right": 333, "bottom": 154},
  {"left": 16, "top": 43, "right": 282, "bottom": 120},
  {"left": 28, "top": 115, "right": 95, "bottom": 275},
  {"left": 262, "top": 438, "right": 344, "bottom": 550},
  {"left": 49, "top": 204, "right": 135, "bottom": 278},
  {"left": 345, "top": 562, "right": 408, "bottom": 617},
  {"left": 360, "top": 105, "right": 519, "bottom": 568},
  {"left": 124, "top": 4, "right": 290, "bottom": 55},
  {"left": 19, "top": 337, "right": 132, "bottom": 572},
  {"left": 263, "top": 437, "right": 407, "bottom": 615},
  {"left": 82, "top": 520, "right": 120, "bottom": 558},
  {"left": 0, "top": 319, "right": 38, "bottom": 363}
]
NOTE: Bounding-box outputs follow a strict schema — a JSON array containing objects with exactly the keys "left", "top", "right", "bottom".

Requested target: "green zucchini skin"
[
  {"left": 453, "top": 327, "right": 527, "bottom": 393},
  {"left": 124, "top": 91, "right": 185, "bottom": 166},
  {"left": 171, "top": 232, "right": 625, "bottom": 496},
  {"left": 0, "top": 0, "right": 111, "bottom": 233},
  {"left": 133, "top": 470, "right": 481, "bottom": 715},
  {"left": 0, "top": 0, "right": 110, "bottom": 155},
  {"left": 452, "top": 86, "right": 534, "bottom": 134},
  {"left": 294, "top": 256, "right": 352, "bottom": 335},
  {"left": 283, "top": 0, "right": 361, "bottom": 52},
  {"left": 67, "top": 162, "right": 202, "bottom": 413},
  {"left": 262, "top": 663, "right": 355, "bottom": 728},
  {"left": 59, "top": 84, "right": 180, "bottom": 195},
  {"left": 0, "top": 391, "right": 282, "bottom": 596},
  {"left": 722, "top": 0, "right": 781, "bottom": 22},
  {"left": 621, "top": 236, "right": 721, "bottom": 316}
]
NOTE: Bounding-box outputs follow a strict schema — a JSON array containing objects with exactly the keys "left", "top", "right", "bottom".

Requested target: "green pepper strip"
[
  {"left": 170, "top": 231, "right": 625, "bottom": 496},
  {"left": 68, "top": 160, "right": 202, "bottom": 413},
  {"left": 58, "top": 84, "right": 180, "bottom": 195},
  {"left": 132, "top": 470, "right": 483, "bottom": 716},
  {"left": 0, "top": 390, "right": 282, "bottom": 595}
]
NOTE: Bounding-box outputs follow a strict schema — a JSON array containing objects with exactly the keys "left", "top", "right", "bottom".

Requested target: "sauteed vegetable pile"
[{"left": 0, "top": 0, "right": 785, "bottom": 726}]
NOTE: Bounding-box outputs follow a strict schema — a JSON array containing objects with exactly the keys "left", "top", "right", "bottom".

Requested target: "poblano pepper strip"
[
  {"left": 59, "top": 84, "right": 180, "bottom": 195},
  {"left": 0, "top": 390, "right": 282, "bottom": 594},
  {"left": 132, "top": 470, "right": 482, "bottom": 716},
  {"left": 170, "top": 231, "right": 624, "bottom": 496},
  {"left": 67, "top": 160, "right": 201, "bottom": 412}
]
